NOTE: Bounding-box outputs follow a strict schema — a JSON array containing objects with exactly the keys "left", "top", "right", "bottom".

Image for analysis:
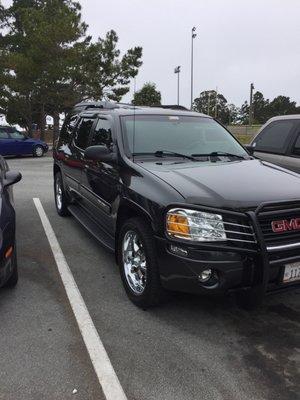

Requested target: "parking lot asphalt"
[{"left": 0, "top": 155, "right": 299, "bottom": 400}]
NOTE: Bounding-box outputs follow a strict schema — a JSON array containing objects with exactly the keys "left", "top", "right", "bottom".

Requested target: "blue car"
[{"left": 0, "top": 126, "right": 48, "bottom": 157}]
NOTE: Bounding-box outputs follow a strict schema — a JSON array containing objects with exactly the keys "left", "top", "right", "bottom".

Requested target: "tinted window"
[
  {"left": 60, "top": 115, "right": 79, "bottom": 143},
  {"left": 91, "top": 119, "right": 113, "bottom": 148},
  {"left": 0, "top": 130, "right": 9, "bottom": 139},
  {"left": 254, "top": 120, "right": 296, "bottom": 154},
  {"left": 292, "top": 133, "right": 300, "bottom": 155},
  {"left": 74, "top": 118, "right": 94, "bottom": 149}
]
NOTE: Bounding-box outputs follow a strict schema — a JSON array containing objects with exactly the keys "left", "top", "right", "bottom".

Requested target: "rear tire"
[
  {"left": 4, "top": 246, "right": 18, "bottom": 288},
  {"left": 54, "top": 172, "right": 70, "bottom": 217},
  {"left": 118, "top": 217, "right": 167, "bottom": 308},
  {"left": 33, "top": 145, "right": 44, "bottom": 157}
]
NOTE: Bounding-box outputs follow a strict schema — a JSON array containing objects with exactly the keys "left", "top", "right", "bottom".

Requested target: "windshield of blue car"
[{"left": 121, "top": 115, "right": 248, "bottom": 160}]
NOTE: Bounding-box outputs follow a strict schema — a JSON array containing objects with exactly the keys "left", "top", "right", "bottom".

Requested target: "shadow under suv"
[{"left": 53, "top": 101, "right": 300, "bottom": 308}]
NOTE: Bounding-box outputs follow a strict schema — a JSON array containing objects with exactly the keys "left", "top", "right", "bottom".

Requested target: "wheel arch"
[{"left": 115, "top": 200, "right": 155, "bottom": 264}]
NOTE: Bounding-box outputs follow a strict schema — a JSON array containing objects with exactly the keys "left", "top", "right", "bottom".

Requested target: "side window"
[
  {"left": 10, "top": 131, "right": 25, "bottom": 140},
  {"left": 0, "top": 130, "right": 9, "bottom": 139},
  {"left": 59, "top": 115, "right": 78, "bottom": 143},
  {"left": 254, "top": 120, "right": 296, "bottom": 154},
  {"left": 90, "top": 119, "right": 113, "bottom": 149},
  {"left": 292, "top": 133, "right": 300, "bottom": 155},
  {"left": 74, "top": 118, "right": 94, "bottom": 150}
]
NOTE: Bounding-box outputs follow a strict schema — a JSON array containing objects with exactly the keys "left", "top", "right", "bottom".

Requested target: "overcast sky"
[{"left": 2, "top": 0, "right": 300, "bottom": 108}]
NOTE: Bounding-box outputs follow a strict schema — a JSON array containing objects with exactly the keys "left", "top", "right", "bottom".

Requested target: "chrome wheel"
[
  {"left": 55, "top": 178, "right": 63, "bottom": 211},
  {"left": 35, "top": 146, "right": 44, "bottom": 157},
  {"left": 122, "top": 230, "right": 147, "bottom": 295}
]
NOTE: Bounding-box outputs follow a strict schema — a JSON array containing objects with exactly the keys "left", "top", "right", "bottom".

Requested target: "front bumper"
[{"left": 155, "top": 201, "right": 300, "bottom": 297}]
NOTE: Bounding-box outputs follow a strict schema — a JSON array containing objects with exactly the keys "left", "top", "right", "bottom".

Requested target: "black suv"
[{"left": 53, "top": 102, "right": 300, "bottom": 308}]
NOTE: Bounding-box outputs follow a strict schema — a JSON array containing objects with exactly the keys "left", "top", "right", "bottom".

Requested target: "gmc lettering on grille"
[{"left": 271, "top": 218, "right": 300, "bottom": 233}]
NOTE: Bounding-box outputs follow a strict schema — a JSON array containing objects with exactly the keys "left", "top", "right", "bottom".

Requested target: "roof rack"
[
  {"left": 153, "top": 105, "right": 188, "bottom": 111},
  {"left": 74, "top": 101, "right": 136, "bottom": 112},
  {"left": 73, "top": 101, "right": 189, "bottom": 113}
]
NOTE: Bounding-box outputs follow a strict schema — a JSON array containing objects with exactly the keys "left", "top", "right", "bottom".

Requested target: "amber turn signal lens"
[
  {"left": 166, "top": 214, "right": 190, "bottom": 237},
  {"left": 5, "top": 246, "right": 13, "bottom": 259}
]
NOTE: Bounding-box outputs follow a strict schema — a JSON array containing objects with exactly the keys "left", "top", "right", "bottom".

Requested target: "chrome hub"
[
  {"left": 55, "top": 179, "right": 63, "bottom": 210},
  {"left": 35, "top": 146, "right": 43, "bottom": 156},
  {"left": 122, "top": 230, "right": 147, "bottom": 295}
]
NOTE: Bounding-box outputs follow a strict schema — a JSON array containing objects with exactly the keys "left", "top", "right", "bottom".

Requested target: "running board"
[{"left": 68, "top": 204, "right": 115, "bottom": 252}]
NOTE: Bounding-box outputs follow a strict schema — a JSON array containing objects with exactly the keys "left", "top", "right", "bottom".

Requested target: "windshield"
[{"left": 121, "top": 115, "right": 248, "bottom": 158}]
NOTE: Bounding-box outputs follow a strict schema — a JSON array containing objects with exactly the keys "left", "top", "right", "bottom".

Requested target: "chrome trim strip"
[
  {"left": 267, "top": 241, "right": 300, "bottom": 252},
  {"left": 167, "top": 230, "right": 256, "bottom": 243},
  {"left": 166, "top": 222, "right": 255, "bottom": 237}
]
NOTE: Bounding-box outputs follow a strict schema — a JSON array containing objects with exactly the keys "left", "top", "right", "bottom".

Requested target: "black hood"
[{"left": 138, "top": 159, "right": 300, "bottom": 210}]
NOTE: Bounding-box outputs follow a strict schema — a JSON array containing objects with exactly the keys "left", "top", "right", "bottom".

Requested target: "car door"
[
  {"left": 63, "top": 116, "right": 96, "bottom": 197},
  {"left": 279, "top": 121, "right": 300, "bottom": 173},
  {"left": 8, "top": 130, "right": 29, "bottom": 155},
  {"left": 0, "top": 129, "right": 13, "bottom": 156},
  {"left": 252, "top": 119, "right": 298, "bottom": 167},
  {"left": 80, "top": 116, "right": 119, "bottom": 232}
]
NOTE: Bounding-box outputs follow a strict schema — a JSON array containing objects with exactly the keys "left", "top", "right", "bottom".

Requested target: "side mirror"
[
  {"left": 3, "top": 171, "right": 22, "bottom": 188},
  {"left": 245, "top": 144, "right": 255, "bottom": 156},
  {"left": 84, "top": 145, "right": 117, "bottom": 163}
]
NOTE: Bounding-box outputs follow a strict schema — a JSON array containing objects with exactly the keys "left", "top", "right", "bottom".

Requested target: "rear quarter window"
[{"left": 58, "top": 115, "right": 79, "bottom": 146}]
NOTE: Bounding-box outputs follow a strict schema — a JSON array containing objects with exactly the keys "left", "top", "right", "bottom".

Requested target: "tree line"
[
  {"left": 132, "top": 83, "right": 300, "bottom": 126},
  {"left": 0, "top": 0, "right": 142, "bottom": 137},
  {"left": 1, "top": 1, "right": 298, "bottom": 136},
  {"left": 193, "top": 90, "right": 300, "bottom": 125}
]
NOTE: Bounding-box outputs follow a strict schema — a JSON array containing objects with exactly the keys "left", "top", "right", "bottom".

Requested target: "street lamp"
[
  {"left": 174, "top": 65, "right": 181, "bottom": 105},
  {"left": 190, "top": 26, "right": 197, "bottom": 110},
  {"left": 249, "top": 83, "right": 255, "bottom": 126}
]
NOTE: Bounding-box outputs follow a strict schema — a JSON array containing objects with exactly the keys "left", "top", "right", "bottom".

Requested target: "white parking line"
[{"left": 33, "top": 198, "right": 128, "bottom": 400}]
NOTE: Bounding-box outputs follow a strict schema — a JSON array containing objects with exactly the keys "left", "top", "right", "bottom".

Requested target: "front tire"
[
  {"left": 118, "top": 217, "right": 166, "bottom": 308},
  {"left": 54, "top": 172, "right": 70, "bottom": 216},
  {"left": 33, "top": 145, "right": 44, "bottom": 157}
]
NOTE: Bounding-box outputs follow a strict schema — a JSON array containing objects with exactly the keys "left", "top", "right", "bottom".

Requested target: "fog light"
[{"left": 199, "top": 268, "right": 213, "bottom": 283}]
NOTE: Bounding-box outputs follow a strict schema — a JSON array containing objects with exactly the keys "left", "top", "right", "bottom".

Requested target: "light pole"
[
  {"left": 190, "top": 27, "right": 197, "bottom": 110},
  {"left": 249, "top": 83, "right": 254, "bottom": 126},
  {"left": 174, "top": 66, "right": 181, "bottom": 105}
]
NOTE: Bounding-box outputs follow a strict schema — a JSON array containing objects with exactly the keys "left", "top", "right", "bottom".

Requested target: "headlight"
[{"left": 166, "top": 208, "right": 226, "bottom": 242}]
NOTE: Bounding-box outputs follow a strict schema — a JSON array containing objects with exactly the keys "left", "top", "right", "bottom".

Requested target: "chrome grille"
[
  {"left": 222, "top": 216, "right": 256, "bottom": 248},
  {"left": 258, "top": 203, "right": 300, "bottom": 251}
]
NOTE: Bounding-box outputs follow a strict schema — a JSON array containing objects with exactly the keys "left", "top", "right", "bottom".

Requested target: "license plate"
[{"left": 283, "top": 262, "right": 300, "bottom": 283}]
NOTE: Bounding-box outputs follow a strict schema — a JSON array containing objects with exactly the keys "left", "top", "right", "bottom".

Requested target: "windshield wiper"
[
  {"left": 133, "top": 150, "right": 198, "bottom": 161},
  {"left": 191, "top": 151, "right": 246, "bottom": 160}
]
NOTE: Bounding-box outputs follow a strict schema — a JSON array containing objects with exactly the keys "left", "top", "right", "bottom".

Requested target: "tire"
[
  {"left": 117, "top": 217, "right": 167, "bottom": 308},
  {"left": 33, "top": 145, "right": 44, "bottom": 157},
  {"left": 4, "top": 245, "right": 18, "bottom": 288},
  {"left": 54, "top": 172, "right": 70, "bottom": 216}
]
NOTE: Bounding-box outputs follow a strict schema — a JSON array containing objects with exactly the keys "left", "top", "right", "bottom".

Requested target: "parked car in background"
[
  {"left": 0, "top": 126, "right": 48, "bottom": 157},
  {"left": 0, "top": 156, "right": 22, "bottom": 289},
  {"left": 248, "top": 115, "right": 300, "bottom": 173}
]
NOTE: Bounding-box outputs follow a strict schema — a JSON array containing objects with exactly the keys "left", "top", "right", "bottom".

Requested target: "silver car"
[{"left": 249, "top": 115, "right": 300, "bottom": 173}]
